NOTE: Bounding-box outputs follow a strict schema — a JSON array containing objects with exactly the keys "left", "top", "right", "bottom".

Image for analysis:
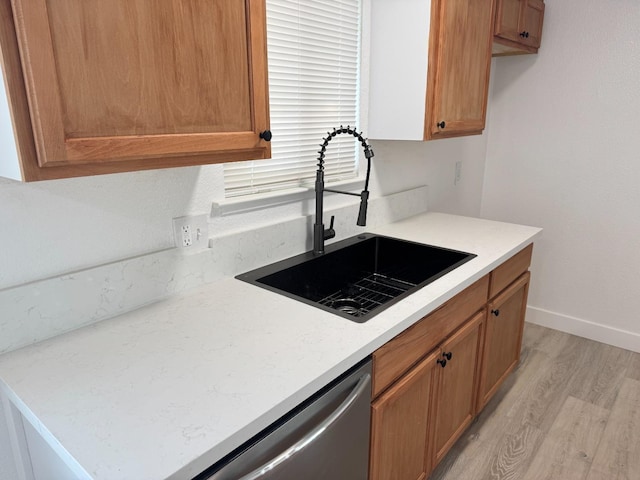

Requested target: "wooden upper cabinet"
[
  {"left": 493, "top": 0, "right": 545, "bottom": 56},
  {"left": 3, "top": 0, "right": 270, "bottom": 180},
  {"left": 368, "top": 0, "right": 494, "bottom": 142},
  {"left": 494, "top": 0, "right": 524, "bottom": 43},
  {"left": 521, "top": 0, "right": 544, "bottom": 48},
  {"left": 426, "top": 0, "right": 495, "bottom": 140}
]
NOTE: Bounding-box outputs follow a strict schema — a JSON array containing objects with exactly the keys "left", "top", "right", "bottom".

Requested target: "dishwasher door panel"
[{"left": 202, "top": 360, "right": 372, "bottom": 480}]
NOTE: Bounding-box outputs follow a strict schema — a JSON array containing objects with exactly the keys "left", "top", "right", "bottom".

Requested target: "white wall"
[
  {"left": 0, "top": 166, "right": 224, "bottom": 289},
  {"left": 372, "top": 136, "right": 488, "bottom": 216},
  {"left": 482, "top": 0, "right": 640, "bottom": 350}
]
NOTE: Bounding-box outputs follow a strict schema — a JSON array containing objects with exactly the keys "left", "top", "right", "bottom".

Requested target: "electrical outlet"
[
  {"left": 454, "top": 161, "right": 462, "bottom": 185},
  {"left": 173, "top": 215, "right": 209, "bottom": 251},
  {"left": 182, "top": 225, "right": 193, "bottom": 246}
]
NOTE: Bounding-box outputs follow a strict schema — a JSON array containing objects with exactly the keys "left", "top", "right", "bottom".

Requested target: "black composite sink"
[{"left": 236, "top": 233, "right": 476, "bottom": 322}]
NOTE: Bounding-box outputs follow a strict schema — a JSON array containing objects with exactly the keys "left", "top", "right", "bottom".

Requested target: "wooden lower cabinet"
[
  {"left": 477, "top": 271, "right": 530, "bottom": 410},
  {"left": 369, "top": 313, "right": 484, "bottom": 479},
  {"left": 370, "top": 349, "right": 440, "bottom": 480},
  {"left": 432, "top": 311, "right": 484, "bottom": 465},
  {"left": 369, "top": 245, "right": 534, "bottom": 479}
]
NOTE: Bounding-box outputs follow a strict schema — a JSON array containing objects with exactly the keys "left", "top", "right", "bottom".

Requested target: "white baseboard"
[{"left": 526, "top": 306, "right": 640, "bottom": 354}]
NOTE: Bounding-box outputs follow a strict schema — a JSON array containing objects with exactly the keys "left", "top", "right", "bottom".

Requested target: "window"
[{"left": 224, "top": 0, "right": 362, "bottom": 198}]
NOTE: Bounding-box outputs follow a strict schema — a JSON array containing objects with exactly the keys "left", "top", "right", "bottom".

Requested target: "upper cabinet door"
[
  {"left": 425, "top": 0, "right": 495, "bottom": 140},
  {"left": 494, "top": 0, "right": 523, "bottom": 43},
  {"left": 493, "top": 0, "right": 545, "bottom": 55},
  {"left": 520, "top": 0, "right": 544, "bottom": 49},
  {"left": 368, "top": 0, "right": 494, "bottom": 142},
  {"left": 10, "top": 0, "right": 270, "bottom": 174}
]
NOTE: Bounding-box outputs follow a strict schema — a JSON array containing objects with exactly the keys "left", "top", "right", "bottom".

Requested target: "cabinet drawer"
[
  {"left": 489, "top": 244, "right": 533, "bottom": 298},
  {"left": 372, "top": 275, "right": 489, "bottom": 397}
]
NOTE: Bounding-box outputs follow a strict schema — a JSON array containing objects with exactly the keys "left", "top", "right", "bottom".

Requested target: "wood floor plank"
[
  {"left": 429, "top": 324, "right": 640, "bottom": 480},
  {"left": 520, "top": 322, "right": 548, "bottom": 348},
  {"left": 487, "top": 422, "right": 544, "bottom": 480},
  {"left": 430, "top": 345, "right": 552, "bottom": 479},
  {"left": 586, "top": 377, "right": 640, "bottom": 480},
  {"left": 567, "top": 341, "right": 632, "bottom": 409},
  {"left": 521, "top": 396, "right": 609, "bottom": 480},
  {"left": 520, "top": 322, "right": 571, "bottom": 357},
  {"left": 505, "top": 332, "right": 588, "bottom": 433},
  {"left": 430, "top": 417, "right": 544, "bottom": 480},
  {"left": 625, "top": 351, "right": 640, "bottom": 381}
]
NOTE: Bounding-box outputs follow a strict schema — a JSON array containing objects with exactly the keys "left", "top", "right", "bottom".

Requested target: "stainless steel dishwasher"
[{"left": 195, "top": 359, "right": 372, "bottom": 480}]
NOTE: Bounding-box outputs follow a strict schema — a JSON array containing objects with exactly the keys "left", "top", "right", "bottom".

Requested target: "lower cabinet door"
[
  {"left": 432, "top": 311, "right": 484, "bottom": 465},
  {"left": 369, "top": 349, "right": 440, "bottom": 480},
  {"left": 477, "top": 271, "right": 530, "bottom": 410}
]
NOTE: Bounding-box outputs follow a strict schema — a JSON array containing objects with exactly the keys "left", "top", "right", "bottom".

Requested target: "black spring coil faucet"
[{"left": 313, "top": 126, "right": 374, "bottom": 255}]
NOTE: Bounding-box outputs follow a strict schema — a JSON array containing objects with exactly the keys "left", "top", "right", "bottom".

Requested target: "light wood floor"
[{"left": 430, "top": 323, "right": 640, "bottom": 480}]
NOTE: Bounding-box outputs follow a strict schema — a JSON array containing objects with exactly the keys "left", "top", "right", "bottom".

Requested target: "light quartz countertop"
[{"left": 0, "top": 213, "right": 541, "bottom": 480}]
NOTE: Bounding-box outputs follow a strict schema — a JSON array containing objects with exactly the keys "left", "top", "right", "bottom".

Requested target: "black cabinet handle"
[
  {"left": 491, "top": 309, "right": 500, "bottom": 317},
  {"left": 443, "top": 351, "right": 452, "bottom": 361},
  {"left": 437, "top": 358, "right": 447, "bottom": 368},
  {"left": 437, "top": 121, "right": 446, "bottom": 129},
  {"left": 259, "top": 130, "right": 273, "bottom": 141},
  {"left": 519, "top": 31, "right": 530, "bottom": 38}
]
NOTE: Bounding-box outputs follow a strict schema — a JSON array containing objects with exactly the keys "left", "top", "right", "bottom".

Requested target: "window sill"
[{"left": 212, "top": 177, "right": 366, "bottom": 217}]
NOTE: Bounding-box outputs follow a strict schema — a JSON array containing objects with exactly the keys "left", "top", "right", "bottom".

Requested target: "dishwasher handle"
[{"left": 239, "top": 372, "right": 371, "bottom": 480}]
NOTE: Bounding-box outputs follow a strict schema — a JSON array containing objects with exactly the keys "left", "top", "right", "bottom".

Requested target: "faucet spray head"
[
  {"left": 357, "top": 190, "right": 369, "bottom": 226},
  {"left": 357, "top": 144, "right": 373, "bottom": 227}
]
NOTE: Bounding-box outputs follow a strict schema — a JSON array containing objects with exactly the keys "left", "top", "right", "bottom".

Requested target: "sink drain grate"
[{"left": 318, "top": 273, "right": 417, "bottom": 317}]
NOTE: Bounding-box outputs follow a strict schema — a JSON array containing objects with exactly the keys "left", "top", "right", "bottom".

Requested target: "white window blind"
[{"left": 224, "top": 0, "right": 362, "bottom": 197}]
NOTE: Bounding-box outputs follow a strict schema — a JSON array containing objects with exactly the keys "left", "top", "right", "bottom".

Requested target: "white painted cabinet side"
[
  {"left": 22, "top": 418, "right": 83, "bottom": 480},
  {"left": 368, "top": 0, "right": 430, "bottom": 140},
  {"left": 2, "top": 393, "right": 34, "bottom": 480},
  {"left": 0, "top": 403, "right": 20, "bottom": 480},
  {"left": 2, "top": 389, "right": 91, "bottom": 480},
  {"left": 0, "top": 64, "right": 21, "bottom": 181}
]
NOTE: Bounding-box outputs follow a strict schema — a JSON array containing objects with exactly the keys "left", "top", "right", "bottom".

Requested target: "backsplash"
[{"left": 0, "top": 186, "right": 428, "bottom": 354}]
